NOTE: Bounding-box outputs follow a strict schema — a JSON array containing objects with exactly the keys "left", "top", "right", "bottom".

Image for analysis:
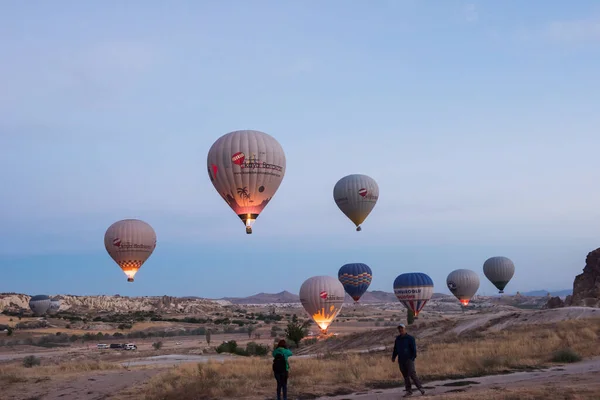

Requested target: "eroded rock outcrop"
[
  {"left": 565, "top": 247, "right": 600, "bottom": 308},
  {"left": 0, "top": 293, "right": 225, "bottom": 315},
  {"left": 544, "top": 296, "right": 564, "bottom": 309}
]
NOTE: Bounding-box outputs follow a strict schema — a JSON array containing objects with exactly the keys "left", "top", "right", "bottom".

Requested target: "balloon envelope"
[
  {"left": 29, "top": 295, "right": 51, "bottom": 316},
  {"left": 207, "top": 130, "right": 286, "bottom": 234},
  {"left": 446, "top": 269, "right": 480, "bottom": 306},
  {"left": 299, "top": 276, "right": 345, "bottom": 332},
  {"left": 338, "top": 263, "right": 372, "bottom": 302},
  {"left": 393, "top": 273, "right": 434, "bottom": 316},
  {"left": 48, "top": 297, "right": 61, "bottom": 315},
  {"left": 483, "top": 256, "right": 515, "bottom": 293},
  {"left": 104, "top": 219, "right": 157, "bottom": 282},
  {"left": 333, "top": 174, "right": 379, "bottom": 231}
]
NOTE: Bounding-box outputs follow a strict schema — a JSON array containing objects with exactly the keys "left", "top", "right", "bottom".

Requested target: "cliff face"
[
  {"left": 565, "top": 247, "right": 600, "bottom": 308},
  {"left": 0, "top": 293, "right": 226, "bottom": 315}
]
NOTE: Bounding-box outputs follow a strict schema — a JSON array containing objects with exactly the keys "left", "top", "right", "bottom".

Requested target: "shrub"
[
  {"left": 153, "top": 341, "right": 163, "bottom": 350},
  {"left": 23, "top": 355, "right": 41, "bottom": 368},
  {"left": 551, "top": 348, "right": 582, "bottom": 363}
]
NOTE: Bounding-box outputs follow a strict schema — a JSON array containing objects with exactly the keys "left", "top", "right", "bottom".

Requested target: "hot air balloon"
[
  {"left": 446, "top": 269, "right": 480, "bottom": 306},
  {"left": 29, "top": 295, "right": 51, "bottom": 316},
  {"left": 299, "top": 276, "right": 345, "bottom": 334},
  {"left": 393, "top": 272, "right": 434, "bottom": 317},
  {"left": 483, "top": 256, "right": 515, "bottom": 294},
  {"left": 338, "top": 263, "right": 372, "bottom": 304},
  {"left": 48, "top": 297, "right": 61, "bottom": 315},
  {"left": 207, "top": 130, "right": 286, "bottom": 234},
  {"left": 333, "top": 174, "right": 379, "bottom": 231},
  {"left": 104, "top": 219, "right": 157, "bottom": 282}
]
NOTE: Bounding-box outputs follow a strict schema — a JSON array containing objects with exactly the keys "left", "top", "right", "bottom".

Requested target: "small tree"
[
  {"left": 247, "top": 325, "right": 256, "bottom": 338},
  {"left": 6, "top": 327, "right": 13, "bottom": 336},
  {"left": 205, "top": 329, "right": 211, "bottom": 345},
  {"left": 407, "top": 308, "right": 415, "bottom": 325},
  {"left": 152, "top": 341, "right": 163, "bottom": 350},
  {"left": 285, "top": 319, "right": 309, "bottom": 348}
]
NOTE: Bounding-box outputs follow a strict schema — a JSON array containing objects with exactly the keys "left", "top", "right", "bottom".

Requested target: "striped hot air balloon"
[
  {"left": 207, "top": 130, "right": 286, "bottom": 234},
  {"left": 483, "top": 256, "right": 515, "bottom": 294},
  {"left": 299, "top": 276, "right": 345, "bottom": 333},
  {"left": 338, "top": 263, "right": 372, "bottom": 303},
  {"left": 104, "top": 219, "right": 157, "bottom": 282},
  {"left": 29, "top": 295, "right": 51, "bottom": 316},
  {"left": 48, "top": 297, "right": 61, "bottom": 315},
  {"left": 393, "top": 273, "right": 434, "bottom": 317},
  {"left": 333, "top": 174, "right": 379, "bottom": 231},
  {"left": 447, "top": 269, "right": 480, "bottom": 306}
]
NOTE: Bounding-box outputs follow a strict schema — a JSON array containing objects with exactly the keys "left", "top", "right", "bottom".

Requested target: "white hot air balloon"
[
  {"left": 299, "top": 276, "right": 345, "bottom": 334},
  {"left": 446, "top": 269, "right": 480, "bottom": 306},
  {"left": 48, "top": 297, "right": 61, "bottom": 315},
  {"left": 333, "top": 174, "right": 379, "bottom": 231},
  {"left": 483, "top": 256, "right": 515, "bottom": 294},
  {"left": 29, "top": 295, "right": 51, "bottom": 316},
  {"left": 104, "top": 219, "right": 157, "bottom": 282},
  {"left": 207, "top": 130, "right": 286, "bottom": 234}
]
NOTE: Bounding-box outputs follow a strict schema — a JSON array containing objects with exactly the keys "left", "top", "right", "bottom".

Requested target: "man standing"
[{"left": 391, "top": 323, "right": 425, "bottom": 397}]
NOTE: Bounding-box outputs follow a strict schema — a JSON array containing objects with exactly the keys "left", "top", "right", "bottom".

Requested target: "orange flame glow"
[
  {"left": 460, "top": 299, "right": 470, "bottom": 306},
  {"left": 311, "top": 305, "right": 340, "bottom": 331}
]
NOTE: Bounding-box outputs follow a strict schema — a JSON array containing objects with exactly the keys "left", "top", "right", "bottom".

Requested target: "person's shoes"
[
  {"left": 403, "top": 392, "right": 413, "bottom": 397},
  {"left": 419, "top": 388, "right": 425, "bottom": 395}
]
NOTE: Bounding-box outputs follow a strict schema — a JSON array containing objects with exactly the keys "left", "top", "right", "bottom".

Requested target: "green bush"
[
  {"left": 551, "top": 348, "right": 582, "bottom": 363},
  {"left": 152, "top": 341, "right": 163, "bottom": 350}
]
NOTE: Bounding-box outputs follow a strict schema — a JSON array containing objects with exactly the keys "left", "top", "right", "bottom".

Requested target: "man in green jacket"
[{"left": 272, "top": 339, "right": 293, "bottom": 400}]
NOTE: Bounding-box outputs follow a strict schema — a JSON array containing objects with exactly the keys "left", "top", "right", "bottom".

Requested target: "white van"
[
  {"left": 124, "top": 343, "right": 137, "bottom": 350},
  {"left": 97, "top": 344, "right": 109, "bottom": 349}
]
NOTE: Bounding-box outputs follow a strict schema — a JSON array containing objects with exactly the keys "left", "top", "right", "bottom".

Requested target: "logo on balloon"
[
  {"left": 231, "top": 152, "right": 245, "bottom": 165},
  {"left": 113, "top": 238, "right": 121, "bottom": 247},
  {"left": 447, "top": 281, "right": 457, "bottom": 291},
  {"left": 319, "top": 291, "right": 328, "bottom": 299},
  {"left": 358, "top": 188, "right": 368, "bottom": 197}
]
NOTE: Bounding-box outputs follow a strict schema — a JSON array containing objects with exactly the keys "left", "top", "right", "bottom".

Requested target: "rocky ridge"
[
  {"left": 565, "top": 247, "right": 600, "bottom": 308},
  {"left": 0, "top": 293, "right": 225, "bottom": 314}
]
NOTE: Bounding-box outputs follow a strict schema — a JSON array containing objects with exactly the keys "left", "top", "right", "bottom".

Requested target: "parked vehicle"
[
  {"left": 124, "top": 343, "right": 137, "bottom": 350},
  {"left": 110, "top": 343, "right": 123, "bottom": 349},
  {"left": 97, "top": 344, "right": 109, "bottom": 349}
]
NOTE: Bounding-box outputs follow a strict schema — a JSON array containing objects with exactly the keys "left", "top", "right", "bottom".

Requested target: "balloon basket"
[{"left": 127, "top": 278, "right": 134, "bottom": 282}]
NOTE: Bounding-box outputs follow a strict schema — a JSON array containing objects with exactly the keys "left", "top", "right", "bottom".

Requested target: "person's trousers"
[
  {"left": 398, "top": 359, "right": 423, "bottom": 392},
  {"left": 274, "top": 371, "right": 289, "bottom": 400}
]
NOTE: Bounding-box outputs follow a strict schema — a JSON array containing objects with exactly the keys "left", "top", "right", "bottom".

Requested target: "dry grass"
[
  {"left": 141, "top": 318, "right": 600, "bottom": 399},
  {"left": 0, "top": 360, "right": 120, "bottom": 385}
]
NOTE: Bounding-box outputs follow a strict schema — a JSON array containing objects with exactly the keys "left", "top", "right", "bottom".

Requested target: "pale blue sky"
[{"left": 1, "top": 1, "right": 599, "bottom": 298}]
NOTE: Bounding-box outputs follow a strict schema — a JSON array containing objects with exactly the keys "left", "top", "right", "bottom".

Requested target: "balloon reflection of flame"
[{"left": 312, "top": 305, "right": 339, "bottom": 333}]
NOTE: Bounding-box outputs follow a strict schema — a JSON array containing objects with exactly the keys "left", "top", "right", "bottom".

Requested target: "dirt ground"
[{"left": 318, "top": 357, "right": 600, "bottom": 399}]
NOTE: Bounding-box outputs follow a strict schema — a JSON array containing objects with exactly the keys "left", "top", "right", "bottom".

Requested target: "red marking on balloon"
[
  {"left": 211, "top": 164, "right": 218, "bottom": 177},
  {"left": 113, "top": 238, "right": 121, "bottom": 247},
  {"left": 231, "top": 152, "right": 245, "bottom": 165},
  {"left": 319, "top": 291, "right": 328, "bottom": 299},
  {"left": 358, "top": 188, "right": 368, "bottom": 197}
]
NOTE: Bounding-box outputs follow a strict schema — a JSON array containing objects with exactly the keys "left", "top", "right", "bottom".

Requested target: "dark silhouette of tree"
[{"left": 285, "top": 319, "right": 310, "bottom": 347}]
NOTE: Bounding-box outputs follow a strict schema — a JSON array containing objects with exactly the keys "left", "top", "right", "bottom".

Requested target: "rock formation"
[
  {"left": 0, "top": 293, "right": 225, "bottom": 315},
  {"left": 564, "top": 247, "right": 600, "bottom": 308},
  {"left": 544, "top": 296, "right": 564, "bottom": 309}
]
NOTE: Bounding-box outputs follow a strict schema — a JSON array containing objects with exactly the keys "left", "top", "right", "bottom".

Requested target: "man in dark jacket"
[{"left": 391, "top": 324, "right": 425, "bottom": 397}]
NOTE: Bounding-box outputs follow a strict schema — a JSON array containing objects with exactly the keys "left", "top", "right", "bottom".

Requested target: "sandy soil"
[{"left": 318, "top": 357, "right": 600, "bottom": 399}]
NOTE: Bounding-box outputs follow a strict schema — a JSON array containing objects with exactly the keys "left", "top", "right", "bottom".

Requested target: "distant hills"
[
  {"left": 219, "top": 288, "right": 573, "bottom": 304},
  {"left": 519, "top": 289, "right": 572, "bottom": 297},
  {"left": 219, "top": 290, "right": 451, "bottom": 304}
]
